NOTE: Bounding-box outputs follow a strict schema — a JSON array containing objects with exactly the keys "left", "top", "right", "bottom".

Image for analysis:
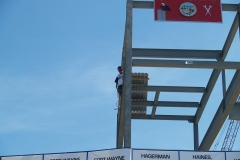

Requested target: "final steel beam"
[
  {"left": 199, "top": 70, "right": 240, "bottom": 150},
  {"left": 132, "top": 59, "right": 240, "bottom": 69},
  {"left": 132, "top": 101, "right": 200, "bottom": 108},
  {"left": 132, "top": 86, "right": 206, "bottom": 93},
  {"left": 132, "top": 48, "right": 221, "bottom": 60},
  {"left": 132, "top": 114, "right": 195, "bottom": 122},
  {"left": 133, "top": 1, "right": 240, "bottom": 12}
]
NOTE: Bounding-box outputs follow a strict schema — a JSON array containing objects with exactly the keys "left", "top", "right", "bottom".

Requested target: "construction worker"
[{"left": 115, "top": 66, "right": 123, "bottom": 96}]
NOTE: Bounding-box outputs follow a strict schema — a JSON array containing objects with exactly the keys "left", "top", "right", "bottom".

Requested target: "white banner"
[
  {"left": 133, "top": 149, "right": 178, "bottom": 160},
  {"left": 2, "top": 155, "right": 43, "bottom": 160},
  {"left": 226, "top": 152, "right": 240, "bottom": 160},
  {"left": 87, "top": 149, "right": 131, "bottom": 160},
  {"left": 180, "top": 151, "right": 225, "bottom": 160},
  {"left": 44, "top": 152, "right": 87, "bottom": 160}
]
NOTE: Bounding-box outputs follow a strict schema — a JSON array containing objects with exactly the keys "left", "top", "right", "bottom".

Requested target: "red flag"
[{"left": 154, "top": 0, "right": 222, "bottom": 22}]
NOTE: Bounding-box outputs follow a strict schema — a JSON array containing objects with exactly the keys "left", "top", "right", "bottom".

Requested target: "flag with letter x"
[{"left": 154, "top": 0, "right": 222, "bottom": 23}]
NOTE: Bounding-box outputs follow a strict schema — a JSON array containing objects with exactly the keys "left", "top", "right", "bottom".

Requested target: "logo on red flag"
[{"left": 154, "top": 0, "right": 222, "bottom": 22}]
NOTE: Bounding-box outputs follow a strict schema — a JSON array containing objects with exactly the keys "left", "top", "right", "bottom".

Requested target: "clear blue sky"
[{"left": 0, "top": 0, "right": 239, "bottom": 156}]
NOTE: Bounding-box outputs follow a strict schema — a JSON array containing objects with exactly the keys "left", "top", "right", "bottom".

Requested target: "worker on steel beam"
[{"left": 115, "top": 66, "right": 123, "bottom": 97}]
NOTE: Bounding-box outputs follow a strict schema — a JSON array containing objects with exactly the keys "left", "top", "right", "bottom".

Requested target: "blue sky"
[{"left": 0, "top": 0, "right": 240, "bottom": 156}]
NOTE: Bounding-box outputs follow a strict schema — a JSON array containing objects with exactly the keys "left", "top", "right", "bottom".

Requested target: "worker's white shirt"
[{"left": 116, "top": 74, "right": 123, "bottom": 86}]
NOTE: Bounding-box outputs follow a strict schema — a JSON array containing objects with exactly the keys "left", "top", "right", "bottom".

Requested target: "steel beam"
[
  {"left": 239, "top": 11, "right": 240, "bottom": 39},
  {"left": 132, "top": 59, "right": 240, "bottom": 69},
  {"left": 132, "top": 101, "right": 200, "bottom": 108},
  {"left": 132, "top": 86, "right": 206, "bottom": 93},
  {"left": 123, "top": 0, "right": 133, "bottom": 148},
  {"left": 195, "top": 13, "right": 239, "bottom": 123},
  {"left": 132, "top": 114, "right": 195, "bottom": 121},
  {"left": 195, "top": 70, "right": 222, "bottom": 123},
  {"left": 117, "top": 29, "right": 128, "bottom": 147},
  {"left": 222, "top": 70, "right": 227, "bottom": 111},
  {"left": 193, "top": 123, "right": 199, "bottom": 151},
  {"left": 133, "top": 1, "right": 240, "bottom": 12},
  {"left": 222, "top": 4, "right": 240, "bottom": 12},
  {"left": 117, "top": 98, "right": 125, "bottom": 148},
  {"left": 221, "top": 13, "right": 239, "bottom": 60},
  {"left": 132, "top": 48, "right": 221, "bottom": 60},
  {"left": 133, "top": 1, "right": 153, "bottom": 9},
  {"left": 199, "top": 70, "right": 240, "bottom": 150},
  {"left": 117, "top": 36, "right": 127, "bottom": 148},
  {"left": 116, "top": 103, "right": 120, "bottom": 147},
  {"left": 229, "top": 102, "right": 240, "bottom": 120},
  {"left": 151, "top": 91, "right": 160, "bottom": 118},
  {"left": 222, "top": 70, "right": 227, "bottom": 97},
  {"left": 116, "top": 113, "right": 119, "bottom": 146},
  {"left": 117, "top": 51, "right": 126, "bottom": 148}
]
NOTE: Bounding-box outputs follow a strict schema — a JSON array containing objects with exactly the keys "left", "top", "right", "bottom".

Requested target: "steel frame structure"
[{"left": 116, "top": 1, "right": 240, "bottom": 151}]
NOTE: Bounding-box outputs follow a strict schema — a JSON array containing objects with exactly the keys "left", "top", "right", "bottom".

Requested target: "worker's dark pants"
[{"left": 117, "top": 85, "right": 122, "bottom": 96}]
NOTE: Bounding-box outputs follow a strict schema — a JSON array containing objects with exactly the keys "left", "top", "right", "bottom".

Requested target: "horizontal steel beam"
[
  {"left": 132, "top": 101, "right": 200, "bottom": 107},
  {"left": 132, "top": 114, "right": 195, "bottom": 121},
  {"left": 133, "top": 1, "right": 153, "bottom": 9},
  {"left": 133, "top": 1, "right": 240, "bottom": 12},
  {"left": 132, "top": 86, "right": 206, "bottom": 93},
  {"left": 222, "top": 4, "right": 240, "bottom": 12},
  {"left": 132, "top": 59, "right": 240, "bottom": 69},
  {"left": 132, "top": 48, "right": 221, "bottom": 60}
]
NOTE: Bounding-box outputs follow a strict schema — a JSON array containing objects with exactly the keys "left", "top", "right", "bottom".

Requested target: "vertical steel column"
[
  {"left": 123, "top": 0, "right": 133, "bottom": 148},
  {"left": 193, "top": 123, "right": 199, "bottom": 150},
  {"left": 222, "top": 69, "right": 227, "bottom": 96},
  {"left": 222, "top": 69, "right": 227, "bottom": 111},
  {"left": 116, "top": 111, "right": 119, "bottom": 146},
  {"left": 239, "top": 5, "right": 240, "bottom": 39},
  {"left": 116, "top": 44, "right": 127, "bottom": 148}
]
